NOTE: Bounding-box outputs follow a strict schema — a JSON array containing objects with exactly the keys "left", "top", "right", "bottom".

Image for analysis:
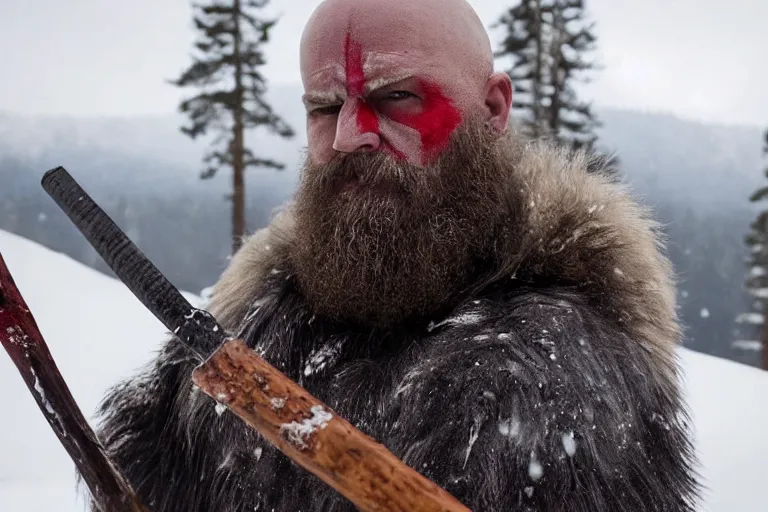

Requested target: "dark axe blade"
[{"left": 41, "top": 166, "right": 227, "bottom": 360}]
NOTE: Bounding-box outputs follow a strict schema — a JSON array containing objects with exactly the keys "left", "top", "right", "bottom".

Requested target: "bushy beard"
[{"left": 290, "top": 120, "right": 511, "bottom": 327}]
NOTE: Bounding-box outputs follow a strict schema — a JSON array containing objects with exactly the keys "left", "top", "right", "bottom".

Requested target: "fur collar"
[{"left": 207, "top": 137, "right": 680, "bottom": 364}]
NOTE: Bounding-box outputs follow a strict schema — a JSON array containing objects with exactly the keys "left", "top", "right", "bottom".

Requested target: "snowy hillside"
[{"left": 0, "top": 230, "right": 766, "bottom": 511}]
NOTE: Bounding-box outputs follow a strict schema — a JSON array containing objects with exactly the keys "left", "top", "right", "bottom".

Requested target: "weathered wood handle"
[
  {"left": 192, "top": 339, "right": 471, "bottom": 512},
  {"left": 40, "top": 166, "right": 469, "bottom": 510},
  {"left": 0, "top": 253, "right": 149, "bottom": 512}
]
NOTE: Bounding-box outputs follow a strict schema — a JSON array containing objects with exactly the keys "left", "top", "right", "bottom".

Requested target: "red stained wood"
[{"left": 0, "top": 253, "right": 148, "bottom": 512}]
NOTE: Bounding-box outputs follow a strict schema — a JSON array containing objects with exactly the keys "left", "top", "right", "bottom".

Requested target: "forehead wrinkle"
[
  {"left": 363, "top": 52, "right": 412, "bottom": 79},
  {"left": 361, "top": 52, "right": 435, "bottom": 95},
  {"left": 308, "top": 63, "right": 346, "bottom": 83},
  {"left": 306, "top": 50, "right": 417, "bottom": 100}
]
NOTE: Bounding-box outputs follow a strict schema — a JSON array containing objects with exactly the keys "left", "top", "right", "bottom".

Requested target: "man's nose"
[{"left": 333, "top": 99, "right": 381, "bottom": 154}]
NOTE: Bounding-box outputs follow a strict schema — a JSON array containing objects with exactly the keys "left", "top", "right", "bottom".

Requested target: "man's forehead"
[
  {"left": 304, "top": 51, "right": 420, "bottom": 95},
  {"left": 300, "top": 0, "right": 494, "bottom": 113},
  {"left": 301, "top": 0, "right": 492, "bottom": 85},
  {"left": 300, "top": 2, "right": 456, "bottom": 88}
]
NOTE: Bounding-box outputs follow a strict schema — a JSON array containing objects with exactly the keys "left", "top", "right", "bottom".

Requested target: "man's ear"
[{"left": 484, "top": 72, "right": 513, "bottom": 132}]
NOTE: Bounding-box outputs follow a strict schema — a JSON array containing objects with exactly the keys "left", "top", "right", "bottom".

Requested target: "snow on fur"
[{"left": 0, "top": 230, "right": 765, "bottom": 511}]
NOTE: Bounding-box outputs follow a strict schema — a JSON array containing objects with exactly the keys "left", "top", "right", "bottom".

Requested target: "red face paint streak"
[
  {"left": 344, "top": 33, "right": 365, "bottom": 96},
  {"left": 388, "top": 80, "right": 463, "bottom": 162},
  {"left": 344, "top": 33, "right": 378, "bottom": 134},
  {"left": 345, "top": 32, "right": 400, "bottom": 156},
  {"left": 345, "top": 34, "right": 378, "bottom": 135},
  {"left": 355, "top": 100, "right": 379, "bottom": 137},
  {"left": 414, "top": 81, "right": 463, "bottom": 158},
  {"left": 344, "top": 32, "right": 426, "bottom": 160}
]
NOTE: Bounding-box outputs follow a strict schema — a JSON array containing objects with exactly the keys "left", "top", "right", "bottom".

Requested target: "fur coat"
[{"left": 91, "top": 140, "right": 699, "bottom": 511}]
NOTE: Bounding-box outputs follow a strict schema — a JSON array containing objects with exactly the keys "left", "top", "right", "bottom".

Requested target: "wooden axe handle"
[{"left": 193, "top": 339, "right": 471, "bottom": 512}]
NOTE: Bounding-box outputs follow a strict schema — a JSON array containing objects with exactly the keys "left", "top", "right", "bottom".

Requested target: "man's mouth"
[{"left": 334, "top": 174, "right": 403, "bottom": 196}]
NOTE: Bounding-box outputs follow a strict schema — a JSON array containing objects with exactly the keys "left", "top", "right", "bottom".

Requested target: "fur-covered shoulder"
[
  {"left": 206, "top": 207, "right": 296, "bottom": 330},
  {"left": 207, "top": 137, "right": 680, "bottom": 363},
  {"left": 499, "top": 139, "right": 680, "bottom": 364}
]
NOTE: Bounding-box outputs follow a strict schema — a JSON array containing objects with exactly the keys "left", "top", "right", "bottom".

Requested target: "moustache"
[{"left": 307, "top": 151, "right": 432, "bottom": 197}]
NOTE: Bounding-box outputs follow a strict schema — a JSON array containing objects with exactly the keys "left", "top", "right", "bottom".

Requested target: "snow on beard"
[{"left": 291, "top": 119, "right": 509, "bottom": 328}]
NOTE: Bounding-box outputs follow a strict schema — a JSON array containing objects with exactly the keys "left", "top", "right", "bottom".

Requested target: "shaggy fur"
[{"left": 89, "top": 134, "right": 700, "bottom": 511}]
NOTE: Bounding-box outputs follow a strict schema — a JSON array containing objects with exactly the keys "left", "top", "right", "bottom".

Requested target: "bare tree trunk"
[
  {"left": 533, "top": 0, "right": 544, "bottom": 139},
  {"left": 548, "top": 3, "right": 563, "bottom": 136},
  {"left": 231, "top": 0, "right": 246, "bottom": 255}
]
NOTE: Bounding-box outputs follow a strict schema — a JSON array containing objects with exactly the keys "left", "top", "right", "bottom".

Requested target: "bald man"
[{"left": 91, "top": 0, "right": 700, "bottom": 510}]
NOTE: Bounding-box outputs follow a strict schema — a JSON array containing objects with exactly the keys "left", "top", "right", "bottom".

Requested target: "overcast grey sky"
[{"left": 0, "top": 0, "right": 765, "bottom": 127}]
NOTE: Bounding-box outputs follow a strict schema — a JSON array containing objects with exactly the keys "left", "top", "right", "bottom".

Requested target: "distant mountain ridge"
[{"left": 0, "top": 85, "right": 764, "bottom": 367}]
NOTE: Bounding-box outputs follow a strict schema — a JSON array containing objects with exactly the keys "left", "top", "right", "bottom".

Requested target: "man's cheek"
[
  {"left": 387, "top": 81, "right": 462, "bottom": 161},
  {"left": 417, "top": 82, "right": 463, "bottom": 156},
  {"left": 307, "top": 120, "right": 338, "bottom": 165},
  {"left": 377, "top": 121, "right": 425, "bottom": 164}
]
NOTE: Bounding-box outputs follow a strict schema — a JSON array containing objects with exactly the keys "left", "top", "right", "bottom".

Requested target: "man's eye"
[
  {"left": 311, "top": 105, "right": 341, "bottom": 116},
  {"left": 387, "top": 91, "right": 416, "bottom": 101}
]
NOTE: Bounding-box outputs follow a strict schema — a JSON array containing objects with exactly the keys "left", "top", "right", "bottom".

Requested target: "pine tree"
[
  {"left": 493, "top": 0, "right": 601, "bottom": 151},
  {"left": 170, "top": 0, "right": 294, "bottom": 254},
  {"left": 546, "top": 0, "right": 600, "bottom": 150},
  {"left": 740, "top": 127, "right": 768, "bottom": 370},
  {"left": 493, "top": 0, "right": 549, "bottom": 140}
]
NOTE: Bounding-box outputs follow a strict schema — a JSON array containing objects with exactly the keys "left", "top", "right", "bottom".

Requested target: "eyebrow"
[
  {"left": 302, "top": 91, "right": 345, "bottom": 109},
  {"left": 364, "top": 73, "right": 415, "bottom": 95}
]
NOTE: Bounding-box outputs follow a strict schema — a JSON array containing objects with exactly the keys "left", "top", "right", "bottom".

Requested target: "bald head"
[
  {"left": 301, "top": 0, "right": 494, "bottom": 92},
  {"left": 299, "top": 0, "right": 511, "bottom": 166}
]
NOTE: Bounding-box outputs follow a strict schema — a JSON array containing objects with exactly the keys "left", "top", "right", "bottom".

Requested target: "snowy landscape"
[
  {"left": 0, "top": 0, "right": 766, "bottom": 509},
  {"left": 0, "top": 229, "right": 767, "bottom": 511},
  {"left": 1, "top": 98, "right": 765, "bottom": 369}
]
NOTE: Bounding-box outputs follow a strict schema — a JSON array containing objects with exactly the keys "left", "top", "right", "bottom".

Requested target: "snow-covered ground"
[
  {"left": 0, "top": 230, "right": 201, "bottom": 511},
  {"left": 0, "top": 229, "right": 766, "bottom": 511}
]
